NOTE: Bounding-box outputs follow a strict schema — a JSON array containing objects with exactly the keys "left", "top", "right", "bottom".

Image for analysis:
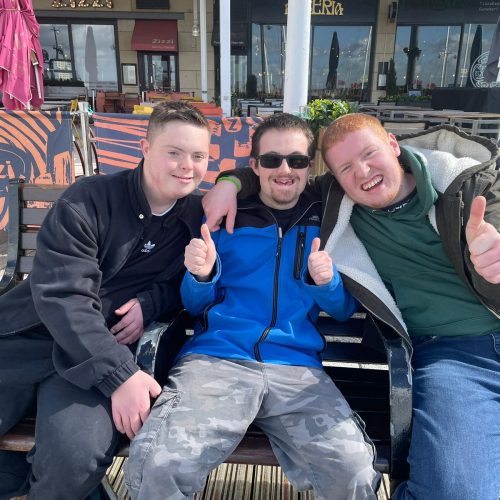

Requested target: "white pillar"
[
  {"left": 200, "top": 0, "right": 208, "bottom": 102},
  {"left": 78, "top": 101, "right": 93, "bottom": 176},
  {"left": 283, "top": 0, "right": 311, "bottom": 114},
  {"left": 219, "top": 0, "right": 231, "bottom": 115}
]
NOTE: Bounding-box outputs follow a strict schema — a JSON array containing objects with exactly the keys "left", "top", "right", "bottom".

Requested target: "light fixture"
[{"left": 192, "top": 0, "right": 199, "bottom": 37}]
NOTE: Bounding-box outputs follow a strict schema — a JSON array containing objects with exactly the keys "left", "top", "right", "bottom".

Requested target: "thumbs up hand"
[
  {"left": 308, "top": 237, "right": 334, "bottom": 286},
  {"left": 184, "top": 224, "right": 217, "bottom": 281},
  {"left": 465, "top": 196, "right": 500, "bottom": 284}
]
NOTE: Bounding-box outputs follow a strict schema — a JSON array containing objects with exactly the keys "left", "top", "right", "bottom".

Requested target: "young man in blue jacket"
[
  {"left": 202, "top": 113, "right": 500, "bottom": 500},
  {"left": 0, "top": 102, "right": 211, "bottom": 500},
  {"left": 126, "top": 114, "right": 380, "bottom": 500}
]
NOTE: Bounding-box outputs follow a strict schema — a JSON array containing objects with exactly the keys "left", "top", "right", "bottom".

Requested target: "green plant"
[{"left": 306, "top": 99, "right": 357, "bottom": 137}]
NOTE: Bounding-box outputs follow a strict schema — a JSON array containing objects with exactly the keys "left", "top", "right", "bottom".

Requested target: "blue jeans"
[{"left": 394, "top": 332, "right": 500, "bottom": 500}]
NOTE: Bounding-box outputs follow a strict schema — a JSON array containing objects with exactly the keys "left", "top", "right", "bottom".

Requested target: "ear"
[
  {"left": 387, "top": 133, "right": 401, "bottom": 157},
  {"left": 249, "top": 157, "right": 260, "bottom": 176},
  {"left": 140, "top": 138, "right": 149, "bottom": 159}
]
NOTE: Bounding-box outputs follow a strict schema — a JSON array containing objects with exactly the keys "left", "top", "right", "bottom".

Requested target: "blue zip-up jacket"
[{"left": 180, "top": 193, "right": 357, "bottom": 368}]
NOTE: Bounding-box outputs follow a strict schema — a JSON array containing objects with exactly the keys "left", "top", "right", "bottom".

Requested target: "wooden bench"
[{"left": 0, "top": 179, "right": 412, "bottom": 496}]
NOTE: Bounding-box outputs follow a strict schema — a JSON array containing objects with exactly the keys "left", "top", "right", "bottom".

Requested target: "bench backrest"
[{"left": 0, "top": 180, "right": 67, "bottom": 294}]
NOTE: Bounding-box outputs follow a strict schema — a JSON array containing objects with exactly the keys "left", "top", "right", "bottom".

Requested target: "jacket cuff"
[
  {"left": 96, "top": 358, "right": 141, "bottom": 397},
  {"left": 137, "top": 291, "right": 154, "bottom": 324}
]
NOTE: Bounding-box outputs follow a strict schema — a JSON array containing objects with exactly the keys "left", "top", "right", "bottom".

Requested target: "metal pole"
[
  {"left": 283, "top": 0, "right": 311, "bottom": 114},
  {"left": 78, "top": 101, "right": 93, "bottom": 176},
  {"left": 219, "top": 0, "right": 231, "bottom": 115},
  {"left": 200, "top": 0, "right": 208, "bottom": 102}
]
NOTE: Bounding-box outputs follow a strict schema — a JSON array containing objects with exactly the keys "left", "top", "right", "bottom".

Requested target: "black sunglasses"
[{"left": 257, "top": 154, "right": 311, "bottom": 169}]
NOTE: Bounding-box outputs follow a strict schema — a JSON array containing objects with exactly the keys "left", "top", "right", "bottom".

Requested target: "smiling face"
[
  {"left": 250, "top": 128, "right": 312, "bottom": 210},
  {"left": 324, "top": 127, "right": 415, "bottom": 209},
  {"left": 140, "top": 121, "right": 210, "bottom": 213}
]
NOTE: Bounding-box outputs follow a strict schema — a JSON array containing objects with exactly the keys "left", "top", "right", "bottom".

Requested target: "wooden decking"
[{"left": 104, "top": 458, "right": 391, "bottom": 500}]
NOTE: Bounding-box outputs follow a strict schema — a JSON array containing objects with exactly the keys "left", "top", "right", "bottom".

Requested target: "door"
[{"left": 138, "top": 52, "right": 178, "bottom": 92}]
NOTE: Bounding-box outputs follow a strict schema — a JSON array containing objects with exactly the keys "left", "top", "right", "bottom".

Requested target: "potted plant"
[{"left": 306, "top": 98, "right": 357, "bottom": 174}]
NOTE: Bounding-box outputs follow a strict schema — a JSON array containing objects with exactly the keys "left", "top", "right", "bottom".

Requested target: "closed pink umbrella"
[{"left": 0, "top": 0, "right": 44, "bottom": 109}]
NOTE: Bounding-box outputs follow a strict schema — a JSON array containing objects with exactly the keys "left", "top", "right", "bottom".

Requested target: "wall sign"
[
  {"left": 471, "top": 52, "right": 500, "bottom": 88},
  {"left": 51, "top": 0, "right": 113, "bottom": 7},
  {"left": 285, "top": 0, "right": 344, "bottom": 16}
]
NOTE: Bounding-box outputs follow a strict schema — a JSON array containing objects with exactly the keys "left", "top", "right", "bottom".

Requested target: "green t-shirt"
[{"left": 351, "top": 148, "right": 500, "bottom": 337}]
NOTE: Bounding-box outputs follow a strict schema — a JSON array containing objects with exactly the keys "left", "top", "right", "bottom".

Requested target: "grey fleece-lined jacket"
[
  {"left": 318, "top": 125, "right": 500, "bottom": 352},
  {"left": 0, "top": 163, "right": 203, "bottom": 396},
  {"left": 231, "top": 125, "right": 500, "bottom": 353}
]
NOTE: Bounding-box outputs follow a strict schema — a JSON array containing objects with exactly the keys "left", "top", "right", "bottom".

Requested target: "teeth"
[{"left": 362, "top": 176, "right": 382, "bottom": 191}]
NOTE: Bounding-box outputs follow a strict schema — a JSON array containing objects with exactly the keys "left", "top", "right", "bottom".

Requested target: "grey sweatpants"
[{"left": 126, "top": 354, "right": 380, "bottom": 500}]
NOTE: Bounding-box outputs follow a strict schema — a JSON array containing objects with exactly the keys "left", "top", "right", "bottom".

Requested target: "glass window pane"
[
  {"left": 310, "top": 26, "right": 372, "bottom": 101},
  {"left": 411, "top": 26, "right": 461, "bottom": 90},
  {"left": 261, "top": 25, "right": 286, "bottom": 96},
  {"left": 251, "top": 23, "right": 263, "bottom": 94},
  {"left": 394, "top": 26, "right": 411, "bottom": 89},
  {"left": 231, "top": 55, "right": 247, "bottom": 95},
  {"left": 72, "top": 24, "right": 118, "bottom": 91},
  {"left": 458, "top": 23, "right": 496, "bottom": 87},
  {"left": 40, "top": 24, "right": 72, "bottom": 82}
]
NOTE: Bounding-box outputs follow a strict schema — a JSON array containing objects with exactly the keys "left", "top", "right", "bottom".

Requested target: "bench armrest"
[
  {"left": 135, "top": 310, "right": 191, "bottom": 385},
  {"left": 363, "top": 313, "right": 412, "bottom": 479}
]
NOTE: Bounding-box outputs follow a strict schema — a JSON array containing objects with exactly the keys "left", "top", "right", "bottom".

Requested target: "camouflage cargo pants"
[{"left": 125, "top": 354, "right": 380, "bottom": 500}]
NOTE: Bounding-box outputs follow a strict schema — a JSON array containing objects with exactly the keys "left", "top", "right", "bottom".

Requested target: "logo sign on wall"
[{"left": 471, "top": 51, "right": 500, "bottom": 87}]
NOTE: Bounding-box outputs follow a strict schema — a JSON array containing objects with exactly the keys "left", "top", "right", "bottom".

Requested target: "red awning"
[{"left": 131, "top": 20, "right": 178, "bottom": 52}]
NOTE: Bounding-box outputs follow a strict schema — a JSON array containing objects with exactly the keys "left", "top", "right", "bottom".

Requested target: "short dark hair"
[
  {"left": 146, "top": 101, "right": 210, "bottom": 141},
  {"left": 250, "top": 113, "right": 315, "bottom": 159}
]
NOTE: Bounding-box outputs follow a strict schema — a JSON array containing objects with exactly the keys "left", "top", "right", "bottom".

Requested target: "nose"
[
  {"left": 180, "top": 154, "right": 194, "bottom": 170},
  {"left": 356, "top": 160, "right": 371, "bottom": 177},
  {"left": 276, "top": 158, "right": 292, "bottom": 173}
]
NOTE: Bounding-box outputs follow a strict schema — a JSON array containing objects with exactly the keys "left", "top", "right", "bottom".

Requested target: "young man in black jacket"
[{"left": 0, "top": 101, "right": 211, "bottom": 500}]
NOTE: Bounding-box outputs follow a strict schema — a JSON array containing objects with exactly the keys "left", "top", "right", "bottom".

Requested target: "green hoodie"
[{"left": 351, "top": 147, "right": 500, "bottom": 337}]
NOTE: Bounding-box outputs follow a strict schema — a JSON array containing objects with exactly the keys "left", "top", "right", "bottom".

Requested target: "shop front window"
[
  {"left": 251, "top": 23, "right": 286, "bottom": 96},
  {"left": 72, "top": 24, "right": 118, "bottom": 91},
  {"left": 395, "top": 25, "right": 460, "bottom": 92},
  {"left": 310, "top": 26, "right": 372, "bottom": 101},
  {"left": 395, "top": 23, "right": 495, "bottom": 91},
  {"left": 40, "top": 22, "right": 118, "bottom": 91},
  {"left": 40, "top": 24, "right": 73, "bottom": 83},
  {"left": 458, "top": 24, "right": 495, "bottom": 87}
]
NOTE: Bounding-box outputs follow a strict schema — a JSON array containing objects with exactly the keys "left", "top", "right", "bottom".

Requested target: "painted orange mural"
[{"left": 0, "top": 110, "right": 73, "bottom": 229}]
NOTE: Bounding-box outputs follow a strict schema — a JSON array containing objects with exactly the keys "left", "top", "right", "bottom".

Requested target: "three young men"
[
  {"left": 205, "top": 114, "right": 500, "bottom": 500},
  {"left": 126, "top": 114, "right": 380, "bottom": 500},
  {"left": 0, "top": 102, "right": 211, "bottom": 499}
]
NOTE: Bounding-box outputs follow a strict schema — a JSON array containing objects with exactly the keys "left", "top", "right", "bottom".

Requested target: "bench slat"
[
  {"left": 18, "top": 256, "right": 35, "bottom": 275},
  {"left": 20, "top": 185, "right": 66, "bottom": 203},
  {"left": 323, "top": 342, "right": 387, "bottom": 363},
  {"left": 21, "top": 232, "right": 38, "bottom": 250},
  {"left": 21, "top": 207, "right": 52, "bottom": 226}
]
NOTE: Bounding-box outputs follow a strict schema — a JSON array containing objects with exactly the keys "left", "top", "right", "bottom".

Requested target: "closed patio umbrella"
[
  {"left": 485, "top": 14, "right": 500, "bottom": 83},
  {"left": 0, "top": 0, "right": 44, "bottom": 109},
  {"left": 466, "top": 24, "right": 482, "bottom": 87},
  {"left": 84, "top": 26, "right": 98, "bottom": 87},
  {"left": 326, "top": 31, "right": 339, "bottom": 91}
]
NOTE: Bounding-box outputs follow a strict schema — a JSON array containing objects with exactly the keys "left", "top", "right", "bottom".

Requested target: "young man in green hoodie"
[{"left": 203, "top": 114, "right": 500, "bottom": 500}]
